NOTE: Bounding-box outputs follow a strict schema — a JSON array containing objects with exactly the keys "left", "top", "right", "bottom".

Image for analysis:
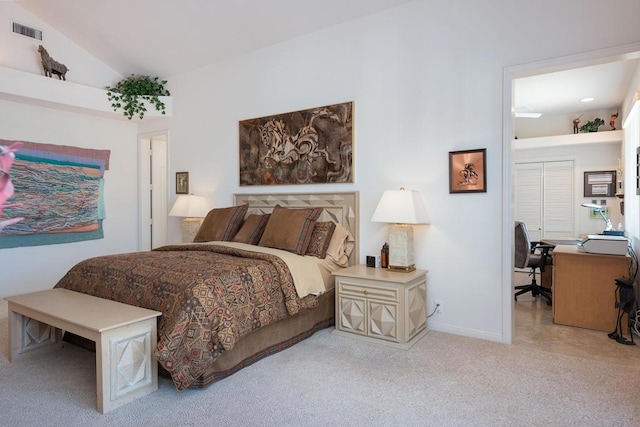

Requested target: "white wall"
[
  {"left": 0, "top": 2, "right": 122, "bottom": 87},
  {"left": 0, "top": 101, "right": 139, "bottom": 317},
  {"left": 0, "top": 3, "right": 138, "bottom": 317},
  {"left": 514, "top": 142, "right": 623, "bottom": 235},
  {"left": 165, "top": 0, "right": 640, "bottom": 342}
]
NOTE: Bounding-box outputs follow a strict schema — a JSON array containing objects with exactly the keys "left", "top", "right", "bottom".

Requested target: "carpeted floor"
[{"left": 1, "top": 315, "right": 639, "bottom": 426}]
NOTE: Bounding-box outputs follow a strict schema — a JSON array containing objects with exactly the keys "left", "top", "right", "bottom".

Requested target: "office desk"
[{"left": 552, "top": 244, "right": 629, "bottom": 332}]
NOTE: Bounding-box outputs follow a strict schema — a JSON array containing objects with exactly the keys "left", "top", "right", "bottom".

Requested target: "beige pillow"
[
  {"left": 193, "top": 204, "right": 248, "bottom": 242},
  {"left": 325, "top": 223, "right": 355, "bottom": 267},
  {"left": 232, "top": 214, "right": 270, "bottom": 245},
  {"left": 258, "top": 205, "right": 322, "bottom": 255}
]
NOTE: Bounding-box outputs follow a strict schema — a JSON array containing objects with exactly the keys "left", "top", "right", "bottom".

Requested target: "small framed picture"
[
  {"left": 176, "top": 171, "right": 189, "bottom": 194},
  {"left": 449, "top": 148, "right": 487, "bottom": 193},
  {"left": 584, "top": 170, "right": 615, "bottom": 197}
]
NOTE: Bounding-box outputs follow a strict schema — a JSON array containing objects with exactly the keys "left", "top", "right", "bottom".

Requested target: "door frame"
[{"left": 502, "top": 42, "right": 640, "bottom": 344}]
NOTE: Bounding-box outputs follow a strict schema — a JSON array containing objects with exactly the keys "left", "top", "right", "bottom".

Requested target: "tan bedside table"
[{"left": 332, "top": 265, "right": 428, "bottom": 349}]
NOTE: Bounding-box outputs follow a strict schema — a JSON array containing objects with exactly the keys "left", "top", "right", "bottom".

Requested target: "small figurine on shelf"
[
  {"left": 38, "top": 45, "right": 69, "bottom": 81},
  {"left": 381, "top": 243, "right": 389, "bottom": 269},
  {"left": 610, "top": 111, "right": 619, "bottom": 130},
  {"left": 572, "top": 114, "right": 583, "bottom": 134}
]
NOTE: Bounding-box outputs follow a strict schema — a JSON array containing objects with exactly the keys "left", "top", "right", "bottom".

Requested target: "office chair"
[{"left": 514, "top": 221, "right": 554, "bottom": 305}]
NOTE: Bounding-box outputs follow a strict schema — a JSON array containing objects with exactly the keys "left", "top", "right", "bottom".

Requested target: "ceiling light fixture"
[
  {"left": 514, "top": 112, "right": 542, "bottom": 118},
  {"left": 581, "top": 97, "right": 594, "bottom": 103}
]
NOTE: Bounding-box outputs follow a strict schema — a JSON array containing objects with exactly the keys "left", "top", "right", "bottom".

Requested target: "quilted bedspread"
[{"left": 54, "top": 244, "right": 317, "bottom": 390}]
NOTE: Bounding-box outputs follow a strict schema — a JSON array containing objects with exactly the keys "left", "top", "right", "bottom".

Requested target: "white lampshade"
[
  {"left": 371, "top": 189, "right": 429, "bottom": 225},
  {"left": 372, "top": 188, "right": 429, "bottom": 272},
  {"left": 169, "top": 194, "right": 210, "bottom": 218},
  {"left": 169, "top": 194, "right": 210, "bottom": 243}
]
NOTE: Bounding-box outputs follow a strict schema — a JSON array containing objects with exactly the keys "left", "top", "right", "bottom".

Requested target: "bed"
[{"left": 55, "top": 191, "right": 359, "bottom": 390}]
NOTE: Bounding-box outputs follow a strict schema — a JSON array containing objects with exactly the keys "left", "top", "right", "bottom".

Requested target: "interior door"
[{"left": 138, "top": 132, "right": 168, "bottom": 251}]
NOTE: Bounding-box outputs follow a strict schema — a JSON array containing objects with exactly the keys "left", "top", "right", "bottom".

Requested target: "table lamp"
[
  {"left": 371, "top": 188, "right": 429, "bottom": 272},
  {"left": 169, "top": 194, "right": 210, "bottom": 242}
]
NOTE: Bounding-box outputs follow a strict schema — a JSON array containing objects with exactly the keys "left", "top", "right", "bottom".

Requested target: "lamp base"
[
  {"left": 182, "top": 217, "right": 203, "bottom": 243},
  {"left": 388, "top": 264, "right": 416, "bottom": 272},
  {"left": 388, "top": 224, "right": 415, "bottom": 272}
]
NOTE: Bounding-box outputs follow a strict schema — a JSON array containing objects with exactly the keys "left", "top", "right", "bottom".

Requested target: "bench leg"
[
  {"left": 95, "top": 318, "right": 158, "bottom": 414},
  {"left": 8, "top": 310, "right": 61, "bottom": 362}
]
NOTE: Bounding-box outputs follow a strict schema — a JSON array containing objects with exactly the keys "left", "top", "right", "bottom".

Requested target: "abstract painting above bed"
[{"left": 238, "top": 102, "right": 353, "bottom": 186}]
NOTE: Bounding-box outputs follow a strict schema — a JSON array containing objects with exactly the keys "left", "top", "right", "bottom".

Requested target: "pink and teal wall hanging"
[{"left": 0, "top": 139, "right": 110, "bottom": 248}]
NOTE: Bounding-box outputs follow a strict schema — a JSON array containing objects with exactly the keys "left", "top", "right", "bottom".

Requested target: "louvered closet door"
[
  {"left": 542, "top": 161, "right": 574, "bottom": 238},
  {"left": 514, "top": 163, "right": 543, "bottom": 241},
  {"left": 514, "top": 161, "right": 574, "bottom": 241}
]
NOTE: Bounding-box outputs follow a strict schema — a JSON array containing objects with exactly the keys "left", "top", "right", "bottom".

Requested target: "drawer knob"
[{"left": 363, "top": 290, "right": 368, "bottom": 295}]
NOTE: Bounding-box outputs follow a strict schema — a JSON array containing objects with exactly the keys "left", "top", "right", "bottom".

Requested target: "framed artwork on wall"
[
  {"left": 176, "top": 171, "right": 189, "bottom": 194},
  {"left": 449, "top": 148, "right": 487, "bottom": 193},
  {"left": 584, "top": 170, "right": 616, "bottom": 197},
  {"left": 238, "top": 101, "right": 354, "bottom": 186}
]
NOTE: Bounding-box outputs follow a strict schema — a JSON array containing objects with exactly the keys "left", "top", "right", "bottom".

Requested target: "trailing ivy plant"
[{"left": 106, "top": 75, "right": 170, "bottom": 120}]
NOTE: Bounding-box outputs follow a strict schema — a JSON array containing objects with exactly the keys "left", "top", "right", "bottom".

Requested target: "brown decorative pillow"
[
  {"left": 232, "top": 214, "right": 270, "bottom": 245},
  {"left": 258, "top": 205, "right": 322, "bottom": 255},
  {"left": 193, "top": 204, "right": 248, "bottom": 242},
  {"left": 306, "top": 221, "right": 336, "bottom": 258}
]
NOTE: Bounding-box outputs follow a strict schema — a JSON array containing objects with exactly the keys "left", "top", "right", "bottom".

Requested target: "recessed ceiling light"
[
  {"left": 581, "top": 97, "right": 594, "bottom": 103},
  {"left": 515, "top": 112, "right": 542, "bottom": 118}
]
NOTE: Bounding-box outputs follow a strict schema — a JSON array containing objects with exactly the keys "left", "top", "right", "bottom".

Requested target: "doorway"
[
  {"left": 502, "top": 42, "right": 640, "bottom": 344},
  {"left": 138, "top": 131, "right": 169, "bottom": 251}
]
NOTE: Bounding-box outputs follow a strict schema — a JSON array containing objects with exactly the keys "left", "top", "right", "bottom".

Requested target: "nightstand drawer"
[{"left": 338, "top": 279, "right": 398, "bottom": 302}]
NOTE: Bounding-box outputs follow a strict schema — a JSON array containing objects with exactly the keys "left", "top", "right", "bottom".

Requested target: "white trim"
[
  {"left": 502, "top": 66, "right": 514, "bottom": 344},
  {"left": 427, "top": 321, "right": 503, "bottom": 343}
]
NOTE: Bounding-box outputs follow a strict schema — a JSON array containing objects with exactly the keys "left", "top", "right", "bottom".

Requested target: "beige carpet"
[{"left": 1, "top": 315, "right": 639, "bottom": 426}]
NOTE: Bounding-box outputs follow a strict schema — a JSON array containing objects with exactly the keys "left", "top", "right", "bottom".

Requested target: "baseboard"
[{"left": 427, "top": 321, "right": 504, "bottom": 343}]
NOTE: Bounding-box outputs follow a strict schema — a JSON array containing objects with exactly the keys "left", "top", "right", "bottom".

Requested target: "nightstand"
[{"left": 332, "top": 265, "right": 427, "bottom": 349}]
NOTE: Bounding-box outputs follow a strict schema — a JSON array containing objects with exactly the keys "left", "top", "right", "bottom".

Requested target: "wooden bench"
[{"left": 5, "top": 288, "right": 162, "bottom": 414}]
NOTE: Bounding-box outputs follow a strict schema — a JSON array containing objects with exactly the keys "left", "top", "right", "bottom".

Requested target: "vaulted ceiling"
[
  {"left": 16, "top": 0, "right": 413, "bottom": 78},
  {"left": 15, "top": 0, "right": 640, "bottom": 119}
]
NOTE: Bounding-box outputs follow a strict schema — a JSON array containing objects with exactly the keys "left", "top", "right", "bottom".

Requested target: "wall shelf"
[
  {"left": 513, "top": 130, "right": 623, "bottom": 150},
  {"left": 0, "top": 66, "right": 172, "bottom": 120}
]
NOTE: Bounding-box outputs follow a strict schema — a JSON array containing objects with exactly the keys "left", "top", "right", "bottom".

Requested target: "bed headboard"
[{"left": 234, "top": 191, "right": 359, "bottom": 265}]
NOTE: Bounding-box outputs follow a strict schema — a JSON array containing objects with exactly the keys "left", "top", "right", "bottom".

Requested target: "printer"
[{"left": 578, "top": 235, "right": 629, "bottom": 256}]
